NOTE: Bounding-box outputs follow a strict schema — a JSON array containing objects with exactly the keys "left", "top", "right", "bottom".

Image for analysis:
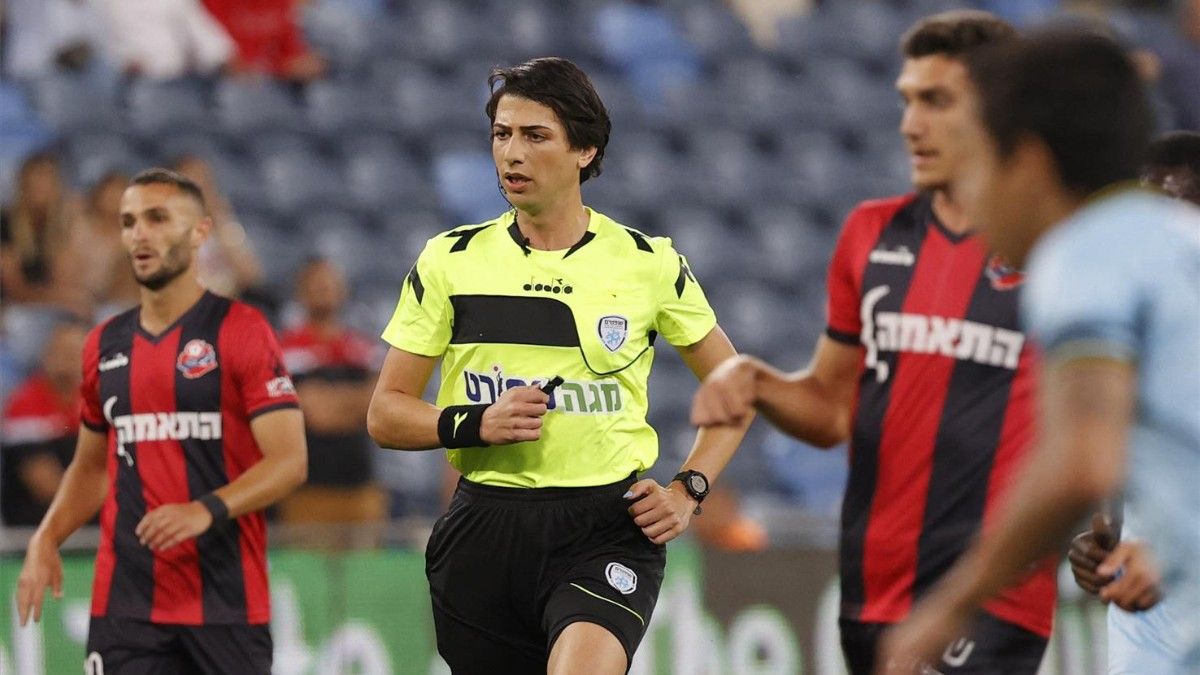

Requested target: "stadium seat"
[
  {"left": 304, "top": 79, "right": 389, "bottom": 138},
  {"left": 431, "top": 149, "right": 509, "bottom": 224},
  {"left": 302, "top": 2, "right": 373, "bottom": 75},
  {"left": 340, "top": 144, "right": 439, "bottom": 215},
  {"left": 126, "top": 79, "right": 214, "bottom": 138},
  {"left": 30, "top": 74, "right": 122, "bottom": 133},
  {"left": 744, "top": 204, "right": 834, "bottom": 286},
  {"left": 62, "top": 131, "right": 150, "bottom": 188},
  {"left": 258, "top": 149, "right": 349, "bottom": 216},
  {"left": 214, "top": 79, "right": 306, "bottom": 137},
  {"left": 673, "top": 2, "right": 757, "bottom": 62}
]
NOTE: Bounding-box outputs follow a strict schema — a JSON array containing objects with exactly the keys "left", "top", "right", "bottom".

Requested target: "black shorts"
[
  {"left": 839, "top": 612, "right": 1047, "bottom": 675},
  {"left": 86, "top": 615, "right": 272, "bottom": 675},
  {"left": 426, "top": 473, "right": 666, "bottom": 674}
]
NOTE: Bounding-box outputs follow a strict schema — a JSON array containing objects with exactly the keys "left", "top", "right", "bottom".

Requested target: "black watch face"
[{"left": 688, "top": 474, "right": 708, "bottom": 495}]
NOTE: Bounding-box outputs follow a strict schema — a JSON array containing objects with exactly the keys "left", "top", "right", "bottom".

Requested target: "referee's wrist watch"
[{"left": 672, "top": 470, "right": 710, "bottom": 516}]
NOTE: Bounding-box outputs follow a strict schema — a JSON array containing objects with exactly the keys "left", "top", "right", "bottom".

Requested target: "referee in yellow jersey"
[{"left": 367, "top": 57, "right": 751, "bottom": 674}]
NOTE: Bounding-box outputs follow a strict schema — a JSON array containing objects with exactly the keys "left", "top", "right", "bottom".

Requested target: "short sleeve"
[
  {"left": 80, "top": 327, "right": 107, "bottom": 432},
  {"left": 227, "top": 306, "right": 301, "bottom": 419},
  {"left": 653, "top": 241, "right": 717, "bottom": 347},
  {"left": 381, "top": 240, "right": 453, "bottom": 357},
  {"left": 1023, "top": 230, "right": 1141, "bottom": 364},
  {"left": 826, "top": 209, "right": 868, "bottom": 345}
]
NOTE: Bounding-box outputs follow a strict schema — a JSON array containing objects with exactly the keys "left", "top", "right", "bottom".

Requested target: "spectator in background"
[
  {"left": 96, "top": 0, "right": 233, "bottom": 79},
  {"left": 277, "top": 258, "right": 385, "bottom": 541},
  {"left": 171, "top": 155, "right": 264, "bottom": 301},
  {"left": 0, "top": 319, "right": 87, "bottom": 527},
  {"left": 2, "top": 0, "right": 110, "bottom": 80},
  {"left": 72, "top": 170, "right": 141, "bottom": 316},
  {"left": 0, "top": 152, "right": 89, "bottom": 315},
  {"left": 202, "top": 0, "right": 327, "bottom": 82}
]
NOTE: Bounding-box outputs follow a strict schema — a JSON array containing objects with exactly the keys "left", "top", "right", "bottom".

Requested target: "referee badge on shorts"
[
  {"left": 605, "top": 562, "right": 638, "bottom": 595},
  {"left": 598, "top": 315, "right": 628, "bottom": 352}
]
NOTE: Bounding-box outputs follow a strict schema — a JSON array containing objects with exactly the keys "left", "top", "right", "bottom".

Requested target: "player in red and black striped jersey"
[
  {"left": 15, "top": 168, "right": 306, "bottom": 674},
  {"left": 693, "top": 12, "right": 1054, "bottom": 675}
]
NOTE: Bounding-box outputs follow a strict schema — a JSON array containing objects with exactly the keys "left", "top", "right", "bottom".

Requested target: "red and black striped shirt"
[
  {"left": 80, "top": 291, "right": 299, "bottom": 625},
  {"left": 826, "top": 193, "right": 1056, "bottom": 637}
]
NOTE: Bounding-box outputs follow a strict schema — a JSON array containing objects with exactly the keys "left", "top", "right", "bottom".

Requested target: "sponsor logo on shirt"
[
  {"left": 861, "top": 286, "right": 1026, "bottom": 382},
  {"left": 462, "top": 366, "right": 623, "bottom": 415},
  {"left": 103, "top": 396, "right": 222, "bottom": 467},
  {"left": 98, "top": 352, "right": 129, "bottom": 372},
  {"left": 868, "top": 245, "right": 916, "bottom": 267},
  {"left": 266, "top": 376, "right": 296, "bottom": 398},
  {"left": 177, "top": 339, "right": 218, "bottom": 379}
]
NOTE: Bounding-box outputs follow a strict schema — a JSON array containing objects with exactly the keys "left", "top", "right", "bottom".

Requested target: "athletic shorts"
[
  {"left": 426, "top": 473, "right": 666, "bottom": 674},
  {"left": 85, "top": 615, "right": 272, "bottom": 675},
  {"left": 839, "top": 612, "right": 1047, "bottom": 675}
]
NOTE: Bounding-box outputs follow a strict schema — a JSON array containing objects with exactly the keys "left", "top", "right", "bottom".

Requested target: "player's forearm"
[
  {"left": 677, "top": 412, "right": 754, "bottom": 484},
  {"left": 212, "top": 451, "right": 307, "bottom": 519},
  {"left": 34, "top": 459, "right": 107, "bottom": 547},
  {"left": 755, "top": 367, "right": 851, "bottom": 448},
  {"left": 366, "top": 389, "right": 443, "bottom": 450}
]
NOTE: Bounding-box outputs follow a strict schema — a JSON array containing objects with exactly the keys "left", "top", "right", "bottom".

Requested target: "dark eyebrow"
[{"left": 492, "top": 123, "right": 552, "bottom": 132}]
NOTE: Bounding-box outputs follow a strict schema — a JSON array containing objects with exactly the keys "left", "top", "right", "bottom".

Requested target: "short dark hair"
[
  {"left": 485, "top": 57, "right": 611, "bottom": 184},
  {"left": 128, "top": 167, "right": 206, "bottom": 212},
  {"left": 969, "top": 29, "right": 1153, "bottom": 196},
  {"left": 1144, "top": 131, "right": 1200, "bottom": 176},
  {"left": 901, "top": 10, "right": 1017, "bottom": 59}
]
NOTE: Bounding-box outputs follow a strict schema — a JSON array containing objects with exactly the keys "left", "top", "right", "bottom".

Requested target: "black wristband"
[
  {"left": 197, "top": 493, "right": 229, "bottom": 527},
  {"left": 437, "top": 404, "right": 491, "bottom": 449}
]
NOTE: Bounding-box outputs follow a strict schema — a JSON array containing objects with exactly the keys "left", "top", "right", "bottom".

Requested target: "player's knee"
[{"left": 548, "top": 621, "right": 627, "bottom": 675}]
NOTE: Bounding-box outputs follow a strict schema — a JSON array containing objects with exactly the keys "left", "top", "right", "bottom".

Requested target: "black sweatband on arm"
[
  {"left": 197, "top": 493, "right": 229, "bottom": 527},
  {"left": 438, "top": 404, "right": 491, "bottom": 449}
]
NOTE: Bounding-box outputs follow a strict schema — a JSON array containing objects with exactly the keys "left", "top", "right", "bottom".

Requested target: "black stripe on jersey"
[
  {"left": 448, "top": 224, "right": 493, "bottom": 252},
  {"left": 98, "top": 309, "right": 153, "bottom": 620},
  {"left": 674, "top": 255, "right": 696, "bottom": 298},
  {"left": 563, "top": 231, "right": 596, "bottom": 258},
  {"left": 839, "top": 196, "right": 930, "bottom": 617},
  {"left": 449, "top": 295, "right": 580, "bottom": 347},
  {"left": 407, "top": 264, "right": 425, "bottom": 304},
  {"left": 625, "top": 228, "right": 654, "bottom": 253},
  {"left": 913, "top": 265, "right": 1021, "bottom": 599},
  {"left": 175, "top": 294, "right": 247, "bottom": 623}
]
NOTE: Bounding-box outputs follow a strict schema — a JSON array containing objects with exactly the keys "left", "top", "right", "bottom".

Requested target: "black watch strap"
[{"left": 672, "top": 470, "right": 710, "bottom": 516}]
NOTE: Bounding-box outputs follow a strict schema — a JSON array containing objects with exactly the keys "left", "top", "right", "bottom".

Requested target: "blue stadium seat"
[
  {"left": 431, "top": 149, "right": 509, "bottom": 224},
  {"left": 297, "top": 209, "right": 376, "bottom": 272},
  {"left": 62, "top": 131, "right": 149, "bottom": 188},
  {"left": 680, "top": 129, "right": 777, "bottom": 208},
  {"left": 302, "top": 2, "right": 373, "bottom": 74},
  {"left": 593, "top": 2, "right": 696, "bottom": 71},
  {"left": 259, "top": 149, "right": 349, "bottom": 216},
  {"left": 245, "top": 131, "right": 320, "bottom": 161},
  {"left": 126, "top": 79, "right": 213, "bottom": 138},
  {"left": 745, "top": 204, "right": 833, "bottom": 286},
  {"left": 673, "top": 2, "right": 757, "bottom": 62},
  {"left": 340, "top": 143, "right": 438, "bottom": 214},
  {"left": 151, "top": 131, "right": 232, "bottom": 165},
  {"left": 31, "top": 74, "right": 121, "bottom": 132},
  {"left": 655, "top": 206, "right": 751, "bottom": 282},
  {"left": 214, "top": 79, "right": 306, "bottom": 137},
  {"left": 304, "top": 79, "right": 389, "bottom": 137}
]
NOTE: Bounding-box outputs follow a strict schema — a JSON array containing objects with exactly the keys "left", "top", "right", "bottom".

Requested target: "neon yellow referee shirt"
[{"left": 382, "top": 207, "right": 717, "bottom": 487}]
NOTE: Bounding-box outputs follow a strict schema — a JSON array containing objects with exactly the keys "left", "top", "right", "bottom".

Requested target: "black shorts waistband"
[{"left": 455, "top": 472, "right": 638, "bottom": 504}]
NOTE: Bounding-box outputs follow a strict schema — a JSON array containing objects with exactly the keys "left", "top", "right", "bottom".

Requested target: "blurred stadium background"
[{"left": 0, "top": 0, "right": 1195, "bottom": 672}]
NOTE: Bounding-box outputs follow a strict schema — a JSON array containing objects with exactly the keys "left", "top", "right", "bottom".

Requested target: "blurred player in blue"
[
  {"left": 879, "top": 30, "right": 1200, "bottom": 675},
  {"left": 1066, "top": 130, "right": 1200, "bottom": 674}
]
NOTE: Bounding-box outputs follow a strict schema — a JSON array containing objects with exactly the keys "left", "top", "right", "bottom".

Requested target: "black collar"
[{"left": 506, "top": 213, "right": 597, "bottom": 258}]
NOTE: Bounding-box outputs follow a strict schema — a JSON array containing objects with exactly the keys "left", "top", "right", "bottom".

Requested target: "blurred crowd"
[{"left": 1, "top": 0, "right": 1196, "bottom": 546}]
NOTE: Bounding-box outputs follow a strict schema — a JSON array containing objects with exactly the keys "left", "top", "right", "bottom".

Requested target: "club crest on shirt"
[
  {"left": 177, "top": 339, "right": 218, "bottom": 379},
  {"left": 605, "top": 562, "right": 638, "bottom": 595},
  {"left": 598, "top": 315, "right": 628, "bottom": 352},
  {"left": 985, "top": 254, "right": 1024, "bottom": 291}
]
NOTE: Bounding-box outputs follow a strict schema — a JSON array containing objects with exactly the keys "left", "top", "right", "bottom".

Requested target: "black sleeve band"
[
  {"left": 437, "top": 404, "right": 492, "bottom": 449},
  {"left": 197, "top": 493, "right": 229, "bottom": 527},
  {"left": 825, "top": 326, "right": 860, "bottom": 345}
]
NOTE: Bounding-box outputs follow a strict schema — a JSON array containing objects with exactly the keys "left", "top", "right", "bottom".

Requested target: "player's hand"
[
  {"left": 625, "top": 479, "right": 696, "bottom": 545},
  {"left": 136, "top": 501, "right": 214, "bottom": 552},
  {"left": 1068, "top": 512, "right": 1117, "bottom": 595},
  {"left": 15, "top": 533, "right": 64, "bottom": 626},
  {"left": 691, "top": 355, "right": 758, "bottom": 428},
  {"left": 480, "top": 385, "right": 548, "bottom": 445},
  {"left": 1096, "top": 540, "right": 1163, "bottom": 612},
  {"left": 875, "top": 596, "right": 972, "bottom": 675}
]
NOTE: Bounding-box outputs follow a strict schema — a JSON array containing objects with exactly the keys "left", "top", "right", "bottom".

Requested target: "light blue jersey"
[{"left": 1023, "top": 188, "right": 1200, "bottom": 674}]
